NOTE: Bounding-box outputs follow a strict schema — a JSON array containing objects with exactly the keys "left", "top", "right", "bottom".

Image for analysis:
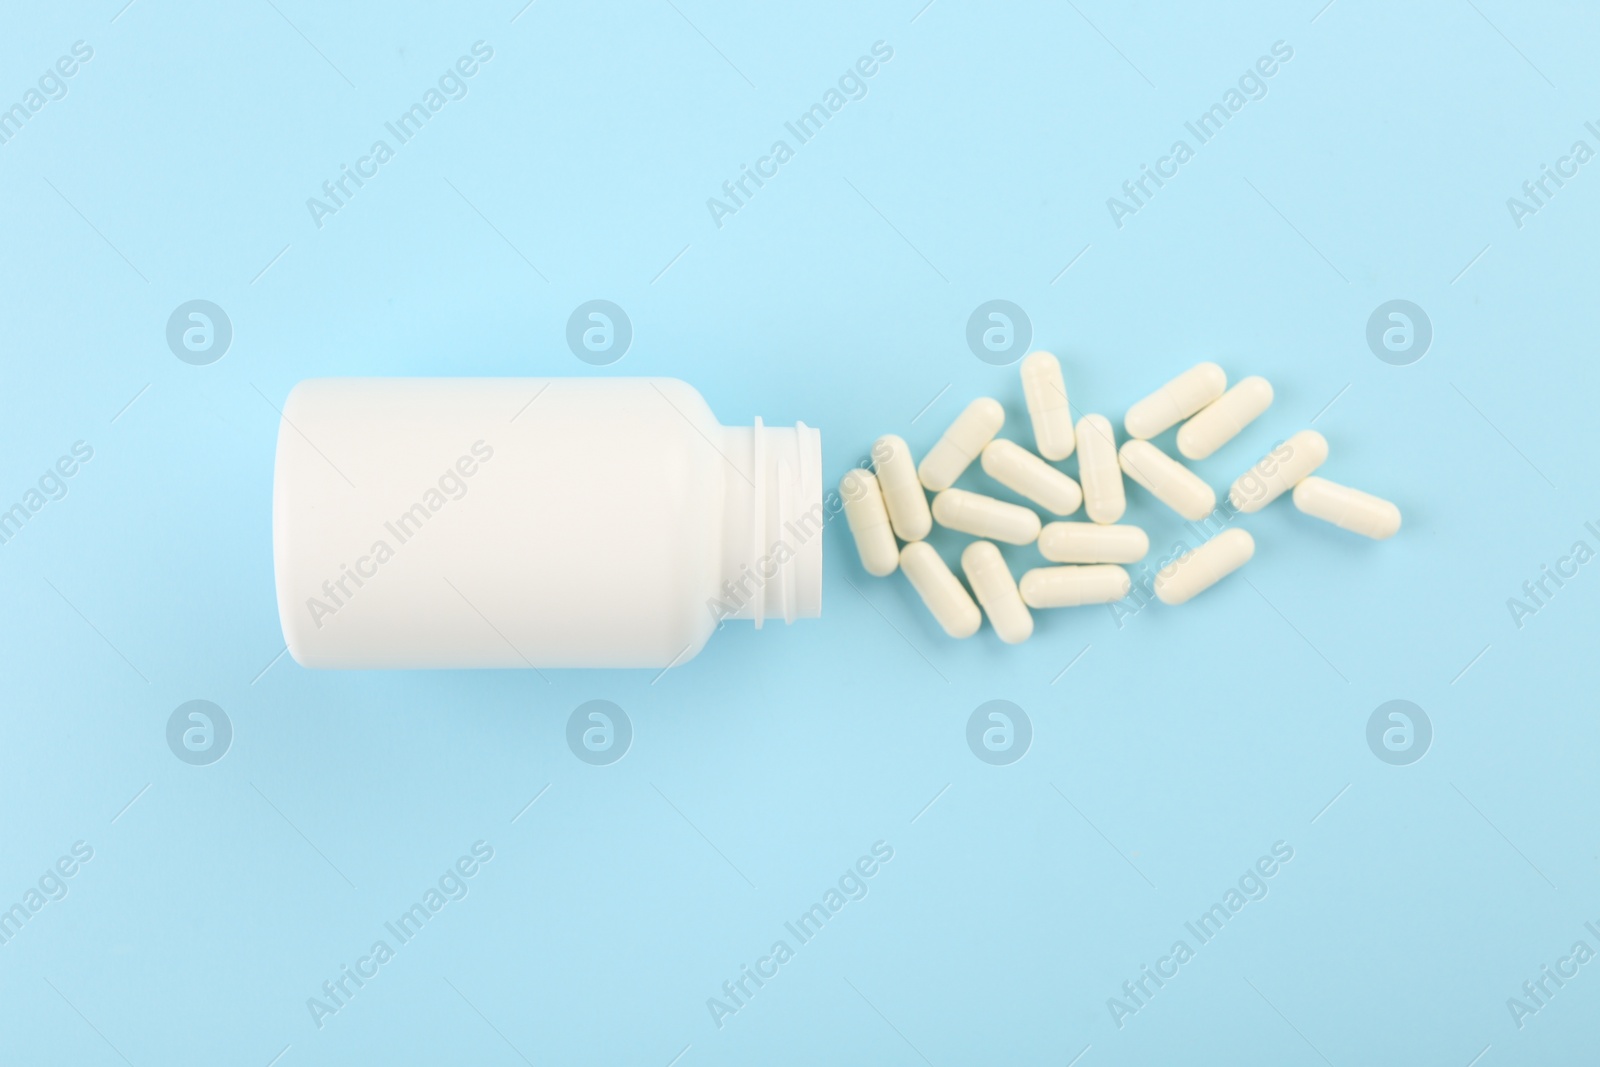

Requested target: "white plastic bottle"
[{"left": 273, "top": 378, "right": 822, "bottom": 669}]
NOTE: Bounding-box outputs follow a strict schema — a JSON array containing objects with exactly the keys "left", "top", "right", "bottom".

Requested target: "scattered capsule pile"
[{"left": 840, "top": 354, "right": 1402, "bottom": 643}]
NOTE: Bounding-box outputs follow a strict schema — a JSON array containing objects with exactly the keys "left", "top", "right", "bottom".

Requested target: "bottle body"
[{"left": 272, "top": 377, "right": 821, "bottom": 669}]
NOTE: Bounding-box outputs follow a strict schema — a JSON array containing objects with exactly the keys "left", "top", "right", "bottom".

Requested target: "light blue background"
[{"left": 2, "top": 1, "right": 1596, "bottom": 1063}]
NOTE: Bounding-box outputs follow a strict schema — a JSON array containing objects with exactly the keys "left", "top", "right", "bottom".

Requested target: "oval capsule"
[
  {"left": 932, "top": 488, "right": 1041, "bottom": 545},
  {"left": 873, "top": 434, "right": 932, "bottom": 541},
  {"left": 1177, "top": 376, "right": 1273, "bottom": 460},
  {"left": 980, "top": 439, "right": 1082, "bottom": 516},
  {"left": 1228, "top": 430, "right": 1328, "bottom": 513},
  {"left": 1125, "top": 362, "right": 1226, "bottom": 440},
  {"left": 1118, "top": 440, "right": 1216, "bottom": 521},
  {"left": 1019, "top": 565, "right": 1131, "bottom": 608},
  {"left": 900, "top": 541, "right": 980, "bottom": 638},
  {"left": 1075, "top": 414, "right": 1125, "bottom": 524},
  {"left": 1154, "top": 528, "right": 1254, "bottom": 605},
  {"left": 1292, "top": 476, "right": 1402, "bottom": 540},
  {"left": 1020, "top": 351, "right": 1074, "bottom": 460},
  {"left": 918, "top": 397, "right": 1004, "bottom": 491},
  {"left": 1038, "top": 522, "right": 1148, "bottom": 564},
  {"left": 839, "top": 468, "right": 898, "bottom": 576},
  {"left": 961, "top": 541, "right": 1033, "bottom": 644}
]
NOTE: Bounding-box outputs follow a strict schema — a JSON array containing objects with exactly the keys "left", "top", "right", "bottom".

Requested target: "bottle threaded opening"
[{"left": 719, "top": 419, "right": 823, "bottom": 626}]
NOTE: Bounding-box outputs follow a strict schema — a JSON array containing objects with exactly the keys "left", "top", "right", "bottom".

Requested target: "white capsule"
[
  {"left": 1125, "top": 362, "right": 1227, "bottom": 440},
  {"left": 1019, "top": 565, "right": 1131, "bottom": 608},
  {"left": 1228, "top": 430, "right": 1328, "bottom": 513},
  {"left": 1177, "top": 376, "right": 1273, "bottom": 460},
  {"left": 1292, "top": 476, "right": 1402, "bottom": 540},
  {"left": 1038, "top": 522, "right": 1148, "bottom": 564},
  {"left": 932, "top": 488, "right": 1041, "bottom": 545},
  {"left": 980, "top": 439, "right": 1082, "bottom": 516},
  {"left": 1020, "top": 351, "right": 1074, "bottom": 460},
  {"left": 1118, "top": 440, "right": 1217, "bottom": 522},
  {"left": 918, "top": 397, "right": 1004, "bottom": 491},
  {"left": 961, "top": 541, "right": 1033, "bottom": 644},
  {"left": 1075, "top": 414, "right": 1125, "bottom": 524},
  {"left": 873, "top": 434, "right": 932, "bottom": 541},
  {"left": 900, "top": 541, "right": 980, "bottom": 638},
  {"left": 839, "top": 468, "right": 898, "bottom": 576},
  {"left": 1154, "top": 528, "right": 1254, "bottom": 605}
]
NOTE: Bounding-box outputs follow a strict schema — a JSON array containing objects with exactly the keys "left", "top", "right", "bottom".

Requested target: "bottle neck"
[{"left": 717, "top": 418, "right": 823, "bottom": 626}]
